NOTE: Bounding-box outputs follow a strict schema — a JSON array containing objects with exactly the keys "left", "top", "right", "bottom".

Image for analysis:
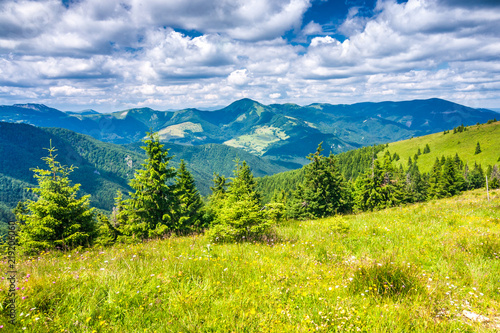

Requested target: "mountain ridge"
[{"left": 0, "top": 98, "right": 497, "bottom": 165}]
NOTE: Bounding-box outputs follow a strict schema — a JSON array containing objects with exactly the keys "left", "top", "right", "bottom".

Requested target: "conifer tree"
[
  {"left": 465, "top": 163, "right": 485, "bottom": 189},
  {"left": 123, "top": 131, "right": 177, "bottom": 238},
  {"left": 438, "top": 157, "right": 464, "bottom": 196},
  {"left": 423, "top": 144, "right": 431, "bottom": 154},
  {"left": 207, "top": 160, "right": 269, "bottom": 242},
  {"left": 427, "top": 158, "right": 445, "bottom": 199},
  {"left": 288, "top": 143, "right": 351, "bottom": 219},
  {"left": 489, "top": 165, "right": 500, "bottom": 189},
  {"left": 354, "top": 159, "right": 401, "bottom": 211},
  {"left": 475, "top": 142, "right": 482, "bottom": 155},
  {"left": 405, "top": 162, "right": 427, "bottom": 203},
  {"left": 173, "top": 160, "right": 205, "bottom": 232},
  {"left": 15, "top": 145, "right": 95, "bottom": 253}
]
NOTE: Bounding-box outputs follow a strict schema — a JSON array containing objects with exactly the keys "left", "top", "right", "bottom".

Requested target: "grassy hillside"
[
  {"left": 2, "top": 189, "right": 499, "bottom": 332},
  {"left": 380, "top": 121, "right": 500, "bottom": 173}
]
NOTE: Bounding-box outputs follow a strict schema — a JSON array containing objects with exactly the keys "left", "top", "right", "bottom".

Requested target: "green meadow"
[
  {"left": 1, "top": 188, "right": 500, "bottom": 332},
  {"left": 379, "top": 122, "right": 500, "bottom": 173}
]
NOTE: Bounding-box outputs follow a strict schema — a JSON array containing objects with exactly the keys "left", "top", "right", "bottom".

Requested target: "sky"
[{"left": 1, "top": 0, "right": 500, "bottom": 112}]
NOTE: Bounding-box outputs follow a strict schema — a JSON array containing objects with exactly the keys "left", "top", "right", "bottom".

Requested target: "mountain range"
[
  {"left": 0, "top": 98, "right": 498, "bottom": 226},
  {"left": 1, "top": 98, "right": 497, "bottom": 167}
]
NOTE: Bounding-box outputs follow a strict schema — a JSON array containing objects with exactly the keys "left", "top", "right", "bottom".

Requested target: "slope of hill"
[
  {"left": 0, "top": 122, "right": 293, "bottom": 225},
  {"left": 0, "top": 122, "right": 143, "bottom": 213},
  {"left": 257, "top": 121, "right": 500, "bottom": 203},
  {"left": 1, "top": 189, "right": 498, "bottom": 331},
  {"left": 1, "top": 98, "right": 496, "bottom": 165},
  {"left": 379, "top": 121, "right": 500, "bottom": 173}
]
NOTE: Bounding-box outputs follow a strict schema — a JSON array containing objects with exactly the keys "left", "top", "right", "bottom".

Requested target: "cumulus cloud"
[{"left": 0, "top": 0, "right": 500, "bottom": 110}]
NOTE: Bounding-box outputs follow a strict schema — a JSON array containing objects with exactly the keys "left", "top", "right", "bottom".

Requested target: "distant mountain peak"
[
  {"left": 13, "top": 103, "right": 51, "bottom": 111},
  {"left": 65, "top": 109, "right": 100, "bottom": 115},
  {"left": 227, "top": 98, "right": 261, "bottom": 108}
]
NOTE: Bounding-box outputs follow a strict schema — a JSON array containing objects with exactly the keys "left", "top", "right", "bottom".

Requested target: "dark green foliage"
[
  {"left": 353, "top": 157, "right": 405, "bottom": 211},
  {"left": 257, "top": 144, "right": 386, "bottom": 204},
  {"left": 15, "top": 145, "right": 96, "bottom": 254},
  {"left": 423, "top": 144, "right": 431, "bottom": 154},
  {"left": 0, "top": 122, "right": 140, "bottom": 214},
  {"left": 427, "top": 156, "right": 466, "bottom": 199},
  {"left": 173, "top": 160, "right": 205, "bottom": 232},
  {"left": 439, "top": 157, "right": 465, "bottom": 196},
  {"left": 287, "top": 143, "right": 352, "bottom": 219},
  {"left": 427, "top": 158, "right": 444, "bottom": 200},
  {"left": 120, "top": 132, "right": 178, "bottom": 239},
  {"left": 207, "top": 160, "right": 270, "bottom": 243},
  {"left": 404, "top": 162, "right": 427, "bottom": 203},
  {"left": 475, "top": 142, "right": 482, "bottom": 155},
  {"left": 465, "top": 163, "right": 485, "bottom": 190},
  {"left": 489, "top": 165, "right": 500, "bottom": 189}
]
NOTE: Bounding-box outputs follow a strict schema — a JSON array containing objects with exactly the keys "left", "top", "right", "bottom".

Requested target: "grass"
[
  {"left": 378, "top": 121, "right": 500, "bottom": 173},
  {"left": 1, "top": 189, "right": 500, "bottom": 332}
]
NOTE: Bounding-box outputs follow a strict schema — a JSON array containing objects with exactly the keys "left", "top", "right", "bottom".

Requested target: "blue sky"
[{"left": 0, "top": 0, "right": 499, "bottom": 112}]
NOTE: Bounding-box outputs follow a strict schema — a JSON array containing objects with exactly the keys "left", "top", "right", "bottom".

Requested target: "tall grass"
[{"left": 1, "top": 189, "right": 500, "bottom": 332}]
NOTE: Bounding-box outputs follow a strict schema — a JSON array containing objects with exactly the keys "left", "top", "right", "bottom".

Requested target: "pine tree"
[
  {"left": 475, "top": 142, "right": 482, "bottom": 155},
  {"left": 489, "top": 165, "right": 500, "bottom": 189},
  {"left": 123, "top": 131, "right": 177, "bottom": 239},
  {"left": 288, "top": 143, "right": 352, "bottom": 219},
  {"left": 207, "top": 160, "right": 269, "bottom": 243},
  {"left": 438, "top": 157, "right": 464, "bottom": 197},
  {"left": 423, "top": 144, "right": 431, "bottom": 154},
  {"left": 15, "top": 144, "right": 95, "bottom": 254},
  {"left": 466, "top": 163, "right": 485, "bottom": 189},
  {"left": 405, "top": 162, "right": 427, "bottom": 203},
  {"left": 427, "top": 158, "right": 445, "bottom": 199},
  {"left": 174, "top": 160, "right": 205, "bottom": 232},
  {"left": 354, "top": 160, "right": 388, "bottom": 211}
]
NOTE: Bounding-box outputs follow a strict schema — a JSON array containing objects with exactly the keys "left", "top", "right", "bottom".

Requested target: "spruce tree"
[
  {"left": 207, "top": 160, "right": 269, "bottom": 243},
  {"left": 427, "top": 158, "right": 445, "bottom": 199},
  {"left": 405, "top": 162, "right": 427, "bottom": 203},
  {"left": 124, "top": 131, "right": 177, "bottom": 238},
  {"left": 15, "top": 145, "right": 95, "bottom": 254},
  {"left": 423, "top": 144, "right": 431, "bottom": 154},
  {"left": 466, "top": 163, "right": 485, "bottom": 189},
  {"left": 354, "top": 160, "right": 387, "bottom": 211},
  {"left": 174, "top": 160, "right": 205, "bottom": 232},
  {"left": 489, "top": 165, "right": 500, "bottom": 189},
  {"left": 438, "top": 157, "right": 464, "bottom": 197},
  {"left": 288, "top": 143, "right": 351, "bottom": 219},
  {"left": 475, "top": 142, "right": 482, "bottom": 155}
]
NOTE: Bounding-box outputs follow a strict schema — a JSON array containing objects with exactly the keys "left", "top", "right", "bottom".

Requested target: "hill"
[
  {"left": 1, "top": 188, "right": 499, "bottom": 331},
  {"left": 0, "top": 122, "right": 292, "bottom": 225},
  {"left": 378, "top": 121, "right": 500, "bottom": 173},
  {"left": 257, "top": 120, "right": 500, "bottom": 203},
  {"left": 1, "top": 98, "right": 496, "bottom": 166}
]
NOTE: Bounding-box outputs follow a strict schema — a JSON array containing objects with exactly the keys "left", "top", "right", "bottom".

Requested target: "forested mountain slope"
[
  {"left": 0, "top": 122, "right": 292, "bottom": 225},
  {"left": 1, "top": 98, "right": 496, "bottom": 166}
]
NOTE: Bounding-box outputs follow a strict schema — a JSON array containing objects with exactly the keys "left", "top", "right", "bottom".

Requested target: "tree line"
[{"left": 11, "top": 130, "right": 500, "bottom": 254}]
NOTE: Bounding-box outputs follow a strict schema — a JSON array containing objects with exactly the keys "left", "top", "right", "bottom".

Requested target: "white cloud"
[
  {"left": 1, "top": 0, "right": 500, "bottom": 110},
  {"left": 227, "top": 69, "right": 250, "bottom": 86}
]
